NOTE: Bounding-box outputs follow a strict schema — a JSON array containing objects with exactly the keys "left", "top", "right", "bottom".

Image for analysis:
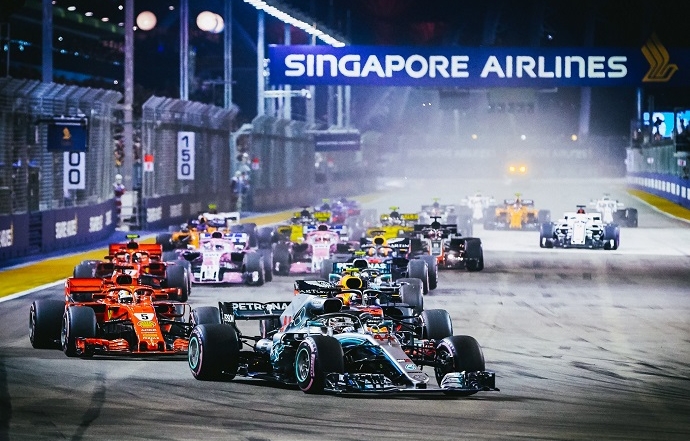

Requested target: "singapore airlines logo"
[{"left": 641, "top": 33, "right": 677, "bottom": 82}]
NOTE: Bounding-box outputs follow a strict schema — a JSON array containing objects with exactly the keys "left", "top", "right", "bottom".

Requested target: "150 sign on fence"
[
  {"left": 177, "top": 131, "right": 195, "bottom": 180},
  {"left": 63, "top": 152, "right": 86, "bottom": 190}
]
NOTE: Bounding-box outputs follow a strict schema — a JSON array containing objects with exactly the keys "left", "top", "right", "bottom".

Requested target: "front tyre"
[
  {"left": 188, "top": 324, "right": 240, "bottom": 381},
  {"left": 61, "top": 306, "right": 96, "bottom": 357},
  {"left": 434, "top": 335, "right": 486, "bottom": 395},
  {"left": 295, "top": 335, "right": 344, "bottom": 394}
]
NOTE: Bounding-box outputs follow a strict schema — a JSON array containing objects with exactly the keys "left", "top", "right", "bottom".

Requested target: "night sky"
[{"left": 44, "top": 0, "right": 690, "bottom": 133}]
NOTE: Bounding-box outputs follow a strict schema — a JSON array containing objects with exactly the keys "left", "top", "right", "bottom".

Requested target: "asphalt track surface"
[{"left": 2, "top": 177, "right": 690, "bottom": 441}]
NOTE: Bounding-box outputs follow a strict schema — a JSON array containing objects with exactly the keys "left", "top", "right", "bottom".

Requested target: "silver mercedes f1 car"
[{"left": 187, "top": 293, "right": 498, "bottom": 396}]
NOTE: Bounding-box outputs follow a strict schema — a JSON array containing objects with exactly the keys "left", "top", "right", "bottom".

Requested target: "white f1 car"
[
  {"left": 460, "top": 192, "right": 496, "bottom": 221},
  {"left": 539, "top": 206, "right": 620, "bottom": 250},
  {"left": 589, "top": 195, "right": 638, "bottom": 227}
]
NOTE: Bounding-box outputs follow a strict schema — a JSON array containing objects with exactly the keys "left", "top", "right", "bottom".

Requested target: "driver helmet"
[
  {"left": 577, "top": 207, "right": 586, "bottom": 214},
  {"left": 118, "top": 289, "right": 134, "bottom": 304}
]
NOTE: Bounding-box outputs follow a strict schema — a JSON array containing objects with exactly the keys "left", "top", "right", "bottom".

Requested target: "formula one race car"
[
  {"left": 188, "top": 294, "right": 498, "bottom": 396},
  {"left": 408, "top": 218, "right": 484, "bottom": 272},
  {"left": 173, "top": 231, "right": 269, "bottom": 286},
  {"left": 352, "top": 235, "right": 438, "bottom": 294},
  {"left": 539, "top": 206, "right": 620, "bottom": 249},
  {"left": 28, "top": 273, "right": 220, "bottom": 357},
  {"left": 316, "top": 258, "right": 425, "bottom": 313},
  {"left": 589, "top": 195, "right": 638, "bottom": 227},
  {"left": 157, "top": 211, "right": 242, "bottom": 251},
  {"left": 459, "top": 192, "right": 496, "bottom": 222},
  {"left": 72, "top": 234, "right": 191, "bottom": 301},
  {"left": 269, "top": 224, "right": 346, "bottom": 276},
  {"left": 483, "top": 194, "right": 550, "bottom": 230},
  {"left": 364, "top": 207, "right": 418, "bottom": 239},
  {"left": 418, "top": 199, "right": 474, "bottom": 237}
]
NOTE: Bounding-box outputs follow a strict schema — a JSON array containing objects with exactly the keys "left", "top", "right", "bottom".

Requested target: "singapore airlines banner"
[{"left": 268, "top": 38, "right": 688, "bottom": 87}]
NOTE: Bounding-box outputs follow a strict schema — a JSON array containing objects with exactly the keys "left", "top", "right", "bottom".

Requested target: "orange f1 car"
[
  {"left": 73, "top": 234, "right": 191, "bottom": 302},
  {"left": 29, "top": 274, "right": 219, "bottom": 357}
]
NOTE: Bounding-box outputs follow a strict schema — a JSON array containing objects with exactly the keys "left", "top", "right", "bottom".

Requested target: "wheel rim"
[
  {"left": 29, "top": 305, "right": 36, "bottom": 344},
  {"left": 188, "top": 336, "right": 200, "bottom": 370},
  {"left": 295, "top": 347, "right": 311, "bottom": 383},
  {"left": 60, "top": 313, "right": 68, "bottom": 350},
  {"left": 434, "top": 345, "right": 453, "bottom": 382}
]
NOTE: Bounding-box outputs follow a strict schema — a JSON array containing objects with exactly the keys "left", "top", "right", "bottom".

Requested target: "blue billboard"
[
  {"left": 268, "top": 38, "right": 690, "bottom": 88},
  {"left": 47, "top": 119, "right": 88, "bottom": 152}
]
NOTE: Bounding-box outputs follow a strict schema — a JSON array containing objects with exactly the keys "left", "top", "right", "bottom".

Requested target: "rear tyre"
[
  {"left": 188, "top": 324, "right": 240, "bottom": 381},
  {"left": 165, "top": 264, "right": 190, "bottom": 302},
  {"left": 320, "top": 259, "right": 337, "bottom": 282},
  {"left": 244, "top": 252, "right": 265, "bottom": 286},
  {"left": 273, "top": 243, "right": 291, "bottom": 276},
  {"left": 539, "top": 223, "right": 555, "bottom": 249},
  {"left": 73, "top": 260, "right": 97, "bottom": 278},
  {"left": 61, "top": 306, "right": 97, "bottom": 357},
  {"left": 421, "top": 309, "right": 453, "bottom": 341},
  {"left": 29, "top": 300, "right": 65, "bottom": 349},
  {"left": 418, "top": 255, "right": 438, "bottom": 290},
  {"left": 407, "top": 259, "right": 429, "bottom": 294},
  {"left": 257, "top": 226, "right": 275, "bottom": 249},
  {"left": 399, "top": 282, "right": 424, "bottom": 315},
  {"left": 464, "top": 238, "right": 484, "bottom": 272},
  {"left": 295, "top": 335, "right": 344, "bottom": 393},
  {"left": 434, "top": 335, "right": 486, "bottom": 395}
]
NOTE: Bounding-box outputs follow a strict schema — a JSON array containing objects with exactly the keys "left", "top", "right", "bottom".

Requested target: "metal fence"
[
  {"left": 140, "top": 96, "right": 237, "bottom": 199},
  {"left": 0, "top": 78, "right": 121, "bottom": 215}
]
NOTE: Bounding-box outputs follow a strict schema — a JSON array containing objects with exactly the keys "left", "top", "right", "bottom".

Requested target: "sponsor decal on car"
[{"left": 138, "top": 320, "right": 155, "bottom": 328}]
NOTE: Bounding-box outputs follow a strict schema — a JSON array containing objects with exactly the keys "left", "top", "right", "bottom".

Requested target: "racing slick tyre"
[
  {"left": 189, "top": 324, "right": 240, "bottom": 381},
  {"left": 165, "top": 264, "right": 190, "bottom": 302},
  {"left": 539, "top": 223, "right": 555, "bottom": 248},
  {"left": 434, "top": 335, "right": 486, "bottom": 395},
  {"left": 259, "top": 249, "right": 273, "bottom": 282},
  {"left": 464, "top": 238, "right": 484, "bottom": 272},
  {"left": 272, "top": 243, "right": 291, "bottom": 276},
  {"left": 61, "top": 306, "right": 97, "bottom": 357},
  {"left": 538, "top": 209, "right": 551, "bottom": 224},
  {"left": 421, "top": 309, "right": 453, "bottom": 341},
  {"left": 191, "top": 307, "right": 221, "bottom": 326},
  {"left": 320, "top": 259, "right": 337, "bottom": 281},
  {"left": 244, "top": 252, "right": 265, "bottom": 286},
  {"left": 418, "top": 255, "right": 438, "bottom": 290},
  {"left": 604, "top": 224, "right": 620, "bottom": 250},
  {"left": 73, "top": 260, "right": 98, "bottom": 278},
  {"left": 260, "top": 317, "right": 282, "bottom": 338},
  {"left": 295, "top": 335, "right": 344, "bottom": 394},
  {"left": 399, "top": 281, "right": 424, "bottom": 315},
  {"left": 29, "top": 300, "right": 65, "bottom": 349},
  {"left": 257, "top": 226, "right": 275, "bottom": 249},
  {"left": 156, "top": 233, "right": 174, "bottom": 251},
  {"left": 407, "top": 259, "right": 429, "bottom": 294}
]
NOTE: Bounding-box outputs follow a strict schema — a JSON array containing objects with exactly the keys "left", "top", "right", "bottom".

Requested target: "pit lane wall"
[{"left": 0, "top": 199, "right": 116, "bottom": 261}]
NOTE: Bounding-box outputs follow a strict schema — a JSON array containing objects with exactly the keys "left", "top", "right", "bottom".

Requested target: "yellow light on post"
[
  {"left": 471, "top": 134, "right": 478, "bottom": 140},
  {"left": 136, "top": 11, "right": 157, "bottom": 31},
  {"left": 571, "top": 134, "right": 578, "bottom": 141}
]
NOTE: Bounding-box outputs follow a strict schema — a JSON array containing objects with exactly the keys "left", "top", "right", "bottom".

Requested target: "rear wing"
[
  {"left": 219, "top": 301, "right": 289, "bottom": 323},
  {"left": 108, "top": 242, "right": 163, "bottom": 259},
  {"left": 65, "top": 277, "right": 106, "bottom": 301}
]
